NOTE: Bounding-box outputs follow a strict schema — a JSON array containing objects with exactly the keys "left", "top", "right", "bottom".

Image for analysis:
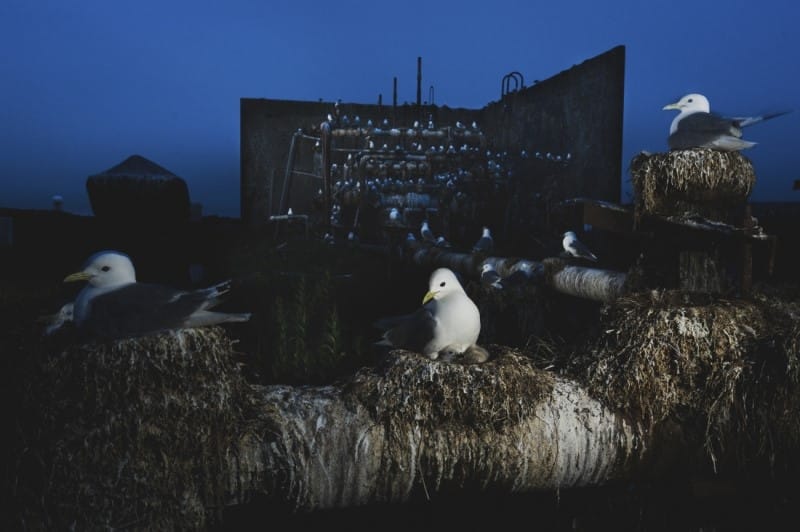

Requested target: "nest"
[
  {"left": 630, "top": 150, "right": 755, "bottom": 220},
  {"left": 341, "top": 347, "right": 557, "bottom": 495},
  {"left": 346, "top": 346, "right": 554, "bottom": 432},
  {"left": 572, "top": 288, "right": 800, "bottom": 473},
  {"left": 35, "top": 328, "right": 253, "bottom": 530}
]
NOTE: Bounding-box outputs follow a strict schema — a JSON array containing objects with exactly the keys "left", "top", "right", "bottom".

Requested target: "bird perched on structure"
[
  {"left": 480, "top": 263, "right": 503, "bottom": 290},
  {"left": 63, "top": 251, "right": 251, "bottom": 339},
  {"left": 662, "top": 93, "right": 791, "bottom": 151},
  {"left": 472, "top": 226, "right": 494, "bottom": 254},
  {"left": 434, "top": 235, "right": 452, "bottom": 248},
  {"left": 420, "top": 220, "right": 436, "bottom": 243},
  {"left": 374, "top": 268, "right": 482, "bottom": 360},
  {"left": 562, "top": 231, "right": 598, "bottom": 262},
  {"left": 388, "top": 207, "right": 400, "bottom": 223}
]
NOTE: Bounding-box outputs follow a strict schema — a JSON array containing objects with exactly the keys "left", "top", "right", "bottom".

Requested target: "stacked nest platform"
[
  {"left": 630, "top": 149, "right": 755, "bottom": 222},
  {"left": 569, "top": 287, "right": 800, "bottom": 475}
]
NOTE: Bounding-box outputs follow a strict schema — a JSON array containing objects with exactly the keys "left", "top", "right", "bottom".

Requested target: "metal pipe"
[
  {"left": 416, "top": 56, "right": 422, "bottom": 107},
  {"left": 279, "top": 129, "right": 302, "bottom": 215},
  {"left": 393, "top": 77, "right": 398, "bottom": 124}
]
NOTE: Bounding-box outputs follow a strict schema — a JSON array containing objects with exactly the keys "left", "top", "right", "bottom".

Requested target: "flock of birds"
[{"left": 40, "top": 93, "right": 790, "bottom": 365}]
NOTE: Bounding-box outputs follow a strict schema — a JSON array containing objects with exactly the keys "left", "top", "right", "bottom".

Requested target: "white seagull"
[
  {"left": 662, "top": 93, "right": 790, "bottom": 151},
  {"left": 472, "top": 226, "right": 494, "bottom": 254},
  {"left": 480, "top": 263, "right": 503, "bottom": 290},
  {"left": 374, "top": 268, "right": 481, "bottom": 360},
  {"left": 420, "top": 220, "right": 436, "bottom": 243},
  {"left": 562, "top": 231, "right": 598, "bottom": 262},
  {"left": 64, "top": 251, "right": 251, "bottom": 339}
]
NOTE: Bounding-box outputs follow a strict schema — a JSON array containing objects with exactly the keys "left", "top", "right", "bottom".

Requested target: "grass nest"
[
  {"left": 346, "top": 346, "right": 555, "bottom": 433},
  {"left": 630, "top": 150, "right": 755, "bottom": 219},
  {"left": 31, "top": 327, "right": 255, "bottom": 530},
  {"left": 569, "top": 288, "right": 800, "bottom": 474}
]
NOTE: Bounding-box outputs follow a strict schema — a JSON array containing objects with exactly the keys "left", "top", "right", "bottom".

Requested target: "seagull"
[
  {"left": 374, "top": 268, "right": 481, "bottom": 360},
  {"left": 499, "top": 262, "right": 537, "bottom": 291},
  {"left": 434, "top": 235, "right": 452, "bottom": 248},
  {"left": 562, "top": 231, "right": 598, "bottom": 262},
  {"left": 420, "top": 221, "right": 436, "bottom": 243},
  {"left": 663, "top": 93, "right": 791, "bottom": 151},
  {"left": 39, "top": 302, "right": 74, "bottom": 335},
  {"left": 63, "top": 251, "right": 251, "bottom": 339},
  {"left": 480, "top": 263, "right": 503, "bottom": 290},
  {"left": 472, "top": 226, "right": 494, "bottom": 254}
]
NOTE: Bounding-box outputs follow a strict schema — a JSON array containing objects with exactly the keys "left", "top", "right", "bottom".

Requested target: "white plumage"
[
  {"left": 663, "top": 93, "right": 790, "bottom": 151},
  {"left": 374, "top": 268, "right": 481, "bottom": 359},
  {"left": 562, "top": 231, "right": 598, "bottom": 262},
  {"left": 64, "top": 251, "right": 251, "bottom": 339}
]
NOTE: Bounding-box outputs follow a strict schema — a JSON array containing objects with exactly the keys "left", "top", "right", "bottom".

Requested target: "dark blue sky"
[{"left": 2, "top": 0, "right": 798, "bottom": 217}]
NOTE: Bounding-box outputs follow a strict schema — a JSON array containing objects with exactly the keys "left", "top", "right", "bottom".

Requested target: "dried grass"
[
  {"left": 37, "top": 328, "right": 254, "bottom": 530},
  {"left": 630, "top": 150, "right": 755, "bottom": 219},
  {"left": 571, "top": 288, "right": 800, "bottom": 473}
]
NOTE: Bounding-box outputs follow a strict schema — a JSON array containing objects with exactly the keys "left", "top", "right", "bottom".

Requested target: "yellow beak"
[
  {"left": 64, "top": 271, "right": 92, "bottom": 283},
  {"left": 422, "top": 290, "right": 437, "bottom": 305},
  {"left": 662, "top": 102, "right": 680, "bottom": 111}
]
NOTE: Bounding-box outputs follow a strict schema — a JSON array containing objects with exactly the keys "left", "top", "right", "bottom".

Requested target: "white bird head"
[
  {"left": 423, "top": 268, "right": 464, "bottom": 304},
  {"left": 662, "top": 93, "right": 710, "bottom": 114},
  {"left": 482, "top": 226, "right": 491, "bottom": 237},
  {"left": 563, "top": 230, "right": 577, "bottom": 240},
  {"left": 481, "top": 263, "right": 494, "bottom": 273},
  {"left": 64, "top": 251, "right": 136, "bottom": 288}
]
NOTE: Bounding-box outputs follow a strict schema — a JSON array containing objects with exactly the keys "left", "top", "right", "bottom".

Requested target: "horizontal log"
[
  {"left": 229, "top": 349, "right": 639, "bottom": 511},
  {"left": 404, "top": 241, "right": 627, "bottom": 302}
]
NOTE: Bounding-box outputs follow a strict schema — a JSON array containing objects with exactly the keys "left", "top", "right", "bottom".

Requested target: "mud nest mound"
[
  {"left": 571, "top": 288, "right": 800, "bottom": 473},
  {"left": 630, "top": 150, "right": 755, "bottom": 220},
  {"left": 34, "top": 328, "right": 253, "bottom": 530}
]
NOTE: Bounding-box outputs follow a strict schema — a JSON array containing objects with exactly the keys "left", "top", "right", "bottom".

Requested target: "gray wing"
[
  {"left": 374, "top": 306, "right": 437, "bottom": 353},
  {"left": 480, "top": 269, "right": 502, "bottom": 289},
  {"left": 669, "top": 113, "right": 741, "bottom": 150},
  {"left": 472, "top": 236, "right": 492, "bottom": 253},
  {"left": 85, "top": 282, "right": 227, "bottom": 338},
  {"left": 570, "top": 239, "right": 598, "bottom": 261}
]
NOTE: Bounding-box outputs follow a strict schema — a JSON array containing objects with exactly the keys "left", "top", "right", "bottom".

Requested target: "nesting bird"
[
  {"left": 63, "top": 251, "right": 251, "bottom": 339},
  {"left": 662, "top": 93, "right": 790, "bottom": 151},
  {"left": 562, "top": 231, "right": 598, "bottom": 262},
  {"left": 420, "top": 220, "right": 436, "bottom": 243},
  {"left": 480, "top": 263, "right": 503, "bottom": 290},
  {"left": 472, "top": 226, "right": 494, "bottom": 254},
  {"left": 374, "top": 268, "right": 482, "bottom": 360}
]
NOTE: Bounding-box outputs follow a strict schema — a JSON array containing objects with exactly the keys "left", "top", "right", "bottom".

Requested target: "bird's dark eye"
[
  {"left": 688, "top": 98, "right": 693, "bottom": 103},
  {"left": 101, "top": 266, "right": 110, "bottom": 272},
  {"left": 439, "top": 281, "right": 446, "bottom": 287}
]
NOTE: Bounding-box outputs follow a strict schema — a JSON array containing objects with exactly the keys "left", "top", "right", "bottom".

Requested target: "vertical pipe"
[
  {"left": 320, "top": 122, "right": 332, "bottom": 229},
  {"left": 393, "top": 77, "right": 398, "bottom": 124},
  {"left": 416, "top": 57, "right": 422, "bottom": 107}
]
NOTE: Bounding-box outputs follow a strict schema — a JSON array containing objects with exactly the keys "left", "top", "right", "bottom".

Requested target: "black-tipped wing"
[
  {"left": 374, "top": 306, "right": 437, "bottom": 353},
  {"left": 85, "top": 282, "right": 229, "bottom": 338},
  {"left": 568, "top": 239, "right": 598, "bottom": 261},
  {"left": 668, "top": 113, "right": 741, "bottom": 150}
]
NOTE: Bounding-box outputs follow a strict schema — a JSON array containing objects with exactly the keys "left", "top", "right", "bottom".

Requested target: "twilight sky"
[{"left": 1, "top": 0, "right": 798, "bottom": 217}]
